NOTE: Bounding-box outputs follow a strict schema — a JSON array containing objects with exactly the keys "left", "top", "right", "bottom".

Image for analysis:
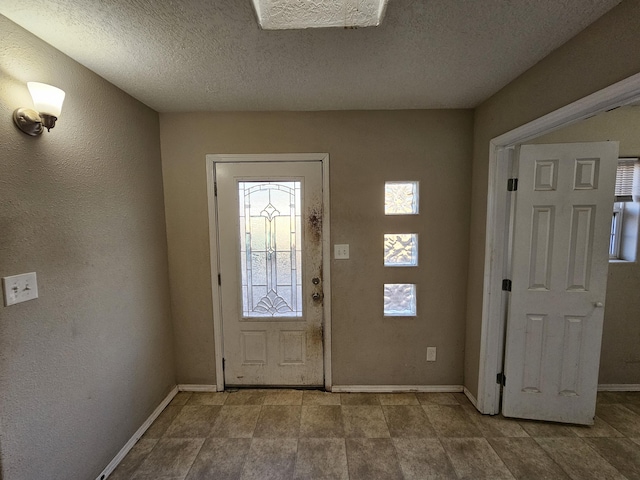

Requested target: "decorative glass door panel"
[
  {"left": 239, "top": 181, "right": 303, "bottom": 318},
  {"left": 216, "top": 161, "right": 324, "bottom": 387}
]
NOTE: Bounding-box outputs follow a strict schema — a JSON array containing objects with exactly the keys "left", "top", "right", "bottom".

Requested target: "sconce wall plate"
[{"left": 13, "top": 108, "right": 44, "bottom": 136}]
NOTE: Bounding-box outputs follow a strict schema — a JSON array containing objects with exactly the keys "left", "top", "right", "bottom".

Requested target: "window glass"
[
  {"left": 384, "top": 233, "right": 418, "bottom": 266},
  {"left": 384, "top": 284, "right": 417, "bottom": 316},
  {"left": 239, "top": 181, "right": 302, "bottom": 317},
  {"left": 385, "top": 181, "right": 419, "bottom": 215}
]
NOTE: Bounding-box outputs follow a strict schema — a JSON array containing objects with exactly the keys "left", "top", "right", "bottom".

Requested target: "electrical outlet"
[
  {"left": 426, "top": 346, "right": 437, "bottom": 362},
  {"left": 334, "top": 244, "right": 350, "bottom": 259},
  {"left": 2, "top": 272, "right": 38, "bottom": 306}
]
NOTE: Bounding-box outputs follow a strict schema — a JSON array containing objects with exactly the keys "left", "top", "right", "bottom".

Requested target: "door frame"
[
  {"left": 206, "top": 153, "right": 332, "bottom": 392},
  {"left": 477, "top": 72, "right": 640, "bottom": 415}
]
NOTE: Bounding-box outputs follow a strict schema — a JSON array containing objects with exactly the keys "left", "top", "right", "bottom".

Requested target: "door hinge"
[
  {"left": 507, "top": 178, "right": 518, "bottom": 191},
  {"left": 502, "top": 279, "right": 512, "bottom": 292},
  {"left": 218, "top": 274, "right": 221, "bottom": 286},
  {"left": 222, "top": 358, "right": 225, "bottom": 371},
  {"left": 214, "top": 182, "right": 218, "bottom": 196},
  {"left": 497, "top": 372, "right": 506, "bottom": 386}
]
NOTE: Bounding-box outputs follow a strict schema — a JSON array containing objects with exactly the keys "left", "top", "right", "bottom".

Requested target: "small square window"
[
  {"left": 384, "top": 284, "right": 416, "bottom": 316},
  {"left": 385, "top": 181, "right": 419, "bottom": 215},
  {"left": 384, "top": 233, "right": 418, "bottom": 266}
]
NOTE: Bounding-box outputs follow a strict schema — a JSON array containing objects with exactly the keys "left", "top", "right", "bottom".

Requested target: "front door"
[
  {"left": 502, "top": 142, "right": 618, "bottom": 425},
  {"left": 216, "top": 161, "right": 324, "bottom": 386}
]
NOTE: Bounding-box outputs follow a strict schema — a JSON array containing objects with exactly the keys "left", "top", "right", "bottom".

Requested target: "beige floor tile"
[
  {"left": 109, "top": 439, "right": 158, "bottom": 480},
  {"left": 263, "top": 390, "right": 303, "bottom": 405},
  {"left": 625, "top": 403, "right": 640, "bottom": 417},
  {"left": 625, "top": 393, "right": 640, "bottom": 404},
  {"left": 187, "top": 392, "right": 229, "bottom": 405},
  {"left": 224, "top": 390, "right": 267, "bottom": 405},
  {"left": 423, "top": 405, "right": 483, "bottom": 437},
  {"left": 378, "top": 393, "right": 420, "bottom": 405},
  {"left": 570, "top": 416, "right": 624, "bottom": 437},
  {"left": 342, "top": 405, "right": 390, "bottom": 438},
  {"left": 597, "top": 404, "right": 640, "bottom": 437},
  {"left": 340, "top": 393, "right": 380, "bottom": 405},
  {"left": 632, "top": 438, "right": 640, "bottom": 447},
  {"left": 488, "top": 437, "right": 570, "bottom": 479},
  {"left": 346, "top": 438, "right": 404, "bottom": 480},
  {"left": 392, "top": 438, "right": 457, "bottom": 479},
  {"left": 440, "top": 437, "right": 515, "bottom": 480},
  {"left": 302, "top": 390, "right": 341, "bottom": 405},
  {"left": 143, "top": 405, "right": 182, "bottom": 439},
  {"left": 451, "top": 392, "right": 474, "bottom": 406},
  {"left": 535, "top": 437, "right": 626, "bottom": 480},
  {"left": 300, "top": 406, "right": 344, "bottom": 438},
  {"left": 240, "top": 438, "right": 297, "bottom": 480},
  {"left": 185, "top": 438, "right": 251, "bottom": 480},
  {"left": 132, "top": 437, "right": 204, "bottom": 479},
  {"left": 210, "top": 405, "right": 261, "bottom": 438},
  {"left": 518, "top": 420, "right": 578, "bottom": 437},
  {"left": 254, "top": 406, "right": 301, "bottom": 438},
  {"left": 383, "top": 405, "right": 437, "bottom": 437},
  {"left": 598, "top": 392, "right": 640, "bottom": 405},
  {"left": 416, "top": 392, "right": 460, "bottom": 405},
  {"left": 461, "top": 406, "right": 529, "bottom": 438},
  {"left": 598, "top": 392, "right": 628, "bottom": 405},
  {"left": 170, "top": 391, "right": 193, "bottom": 406},
  {"left": 294, "top": 438, "right": 349, "bottom": 480},
  {"left": 585, "top": 437, "right": 640, "bottom": 480},
  {"left": 165, "top": 405, "right": 221, "bottom": 438}
]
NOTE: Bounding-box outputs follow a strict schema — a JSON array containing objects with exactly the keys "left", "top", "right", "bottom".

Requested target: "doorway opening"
[{"left": 477, "top": 72, "right": 640, "bottom": 416}]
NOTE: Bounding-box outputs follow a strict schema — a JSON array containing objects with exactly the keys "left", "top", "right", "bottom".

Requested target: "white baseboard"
[
  {"left": 97, "top": 385, "right": 178, "bottom": 480},
  {"left": 598, "top": 384, "right": 640, "bottom": 392},
  {"left": 463, "top": 387, "right": 478, "bottom": 408},
  {"left": 331, "top": 385, "right": 464, "bottom": 393},
  {"left": 178, "top": 384, "right": 218, "bottom": 392}
]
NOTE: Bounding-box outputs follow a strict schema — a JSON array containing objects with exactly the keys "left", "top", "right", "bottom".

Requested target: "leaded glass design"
[
  {"left": 384, "top": 233, "right": 418, "bottom": 266},
  {"left": 385, "top": 181, "right": 419, "bottom": 215},
  {"left": 239, "top": 181, "right": 302, "bottom": 318},
  {"left": 384, "top": 284, "right": 417, "bottom": 316}
]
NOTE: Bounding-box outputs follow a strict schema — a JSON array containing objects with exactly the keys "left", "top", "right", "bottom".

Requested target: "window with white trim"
[{"left": 610, "top": 158, "right": 639, "bottom": 261}]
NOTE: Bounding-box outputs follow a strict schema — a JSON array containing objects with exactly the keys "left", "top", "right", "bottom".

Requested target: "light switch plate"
[
  {"left": 334, "top": 244, "right": 350, "bottom": 259},
  {"left": 2, "top": 272, "right": 38, "bottom": 306},
  {"left": 426, "top": 347, "right": 437, "bottom": 362}
]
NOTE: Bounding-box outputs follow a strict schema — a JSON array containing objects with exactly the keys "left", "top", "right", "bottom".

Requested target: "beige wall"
[
  {"left": 533, "top": 106, "right": 640, "bottom": 384},
  {"left": 159, "top": 110, "right": 473, "bottom": 386},
  {"left": 465, "top": 0, "right": 640, "bottom": 398},
  {"left": 0, "top": 17, "right": 175, "bottom": 480}
]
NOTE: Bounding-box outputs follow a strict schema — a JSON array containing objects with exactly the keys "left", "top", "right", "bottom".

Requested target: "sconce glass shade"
[{"left": 27, "top": 82, "right": 65, "bottom": 117}]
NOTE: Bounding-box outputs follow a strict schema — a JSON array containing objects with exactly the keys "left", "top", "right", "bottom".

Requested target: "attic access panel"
[{"left": 251, "top": 0, "right": 389, "bottom": 30}]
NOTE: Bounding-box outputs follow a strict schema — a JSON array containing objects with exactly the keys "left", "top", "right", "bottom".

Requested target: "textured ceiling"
[{"left": 0, "top": 0, "right": 621, "bottom": 112}]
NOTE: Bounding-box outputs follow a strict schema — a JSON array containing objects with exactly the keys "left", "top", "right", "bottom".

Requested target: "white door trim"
[
  {"left": 477, "top": 72, "right": 640, "bottom": 414},
  {"left": 206, "top": 153, "right": 332, "bottom": 392}
]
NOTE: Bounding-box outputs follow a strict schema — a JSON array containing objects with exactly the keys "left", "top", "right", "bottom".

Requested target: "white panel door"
[
  {"left": 502, "top": 142, "right": 618, "bottom": 425},
  {"left": 216, "top": 161, "right": 324, "bottom": 386}
]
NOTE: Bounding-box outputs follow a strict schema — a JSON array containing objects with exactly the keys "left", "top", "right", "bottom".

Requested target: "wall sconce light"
[{"left": 13, "top": 82, "right": 65, "bottom": 136}]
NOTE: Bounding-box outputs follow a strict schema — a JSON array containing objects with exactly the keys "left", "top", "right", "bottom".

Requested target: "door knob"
[
  {"left": 312, "top": 292, "right": 323, "bottom": 301},
  {"left": 594, "top": 302, "right": 604, "bottom": 308}
]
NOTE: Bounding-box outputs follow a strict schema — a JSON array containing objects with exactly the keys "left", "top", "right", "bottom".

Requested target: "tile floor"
[{"left": 110, "top": 390, "right": 640, "bottom": 480}]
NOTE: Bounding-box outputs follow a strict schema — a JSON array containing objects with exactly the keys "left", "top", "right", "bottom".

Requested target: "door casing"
[
  {"left": 477, "top": 72, "right": 640, "bottom": 415},
  {"left": 206, "top": 153, "right": 332, "bottom": 392}
]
